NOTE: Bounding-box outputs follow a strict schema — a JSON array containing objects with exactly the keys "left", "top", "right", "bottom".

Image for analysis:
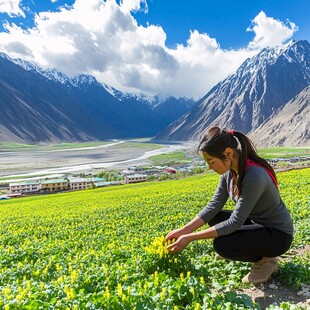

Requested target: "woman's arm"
[
  {"left": 198, "top": 175, "right": 229, "bottom": 223},
  {"left": 165, "top": 215, "right": 205, "bottom": 241},
  {"left": 166, "top": 226, "right": 218, "bottom": 253},
  {"left": 165, "top": 174, "right": 229, "bottom": 252}
]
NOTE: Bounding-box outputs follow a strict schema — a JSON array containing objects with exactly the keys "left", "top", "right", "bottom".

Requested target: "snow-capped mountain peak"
[{"left": 155, "top": 39, "right": 310, "bottom": 143}]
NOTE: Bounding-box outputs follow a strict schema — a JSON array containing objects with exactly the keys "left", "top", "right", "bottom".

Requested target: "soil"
[
  {"left": 236, "top": 246, "right": 310, "bottom": 309},
  {"left": 236, "top": 279, "right": 309, "bottom": 309}
]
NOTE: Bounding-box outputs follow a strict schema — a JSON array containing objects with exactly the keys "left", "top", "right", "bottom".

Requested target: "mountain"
[
  {"left": 248, "top": 85, "right": 310, "bottom": 147},
  {"left": 155, "top": 40, "right": 310, "bottom": 144},
  {"left": 0, "top": 54, "right": 195, "bottom": 143}
]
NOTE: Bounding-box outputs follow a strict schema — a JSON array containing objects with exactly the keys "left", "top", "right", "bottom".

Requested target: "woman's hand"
[
  {"left": 165, "top": 227, "right": 188, "bottom": 241},
  {"left": 165, "top": 216, "right": 205, "bottom": 242},
  {"left": 166, "top": 235, "right": 191, "bottom": 253}
]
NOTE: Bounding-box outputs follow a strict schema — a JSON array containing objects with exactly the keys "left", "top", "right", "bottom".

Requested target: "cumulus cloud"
[
  {"left": 0, "top": 0, "right": 25, "bottom": 17},
  {"left": 0, "top": 1, "right": 298, "bottom": 98},
  {"left": 120, "top": 0, "right": 148, "bottom": 13},
  {"left": 247, "top": 11, "right": 298, "bottom": 49}
]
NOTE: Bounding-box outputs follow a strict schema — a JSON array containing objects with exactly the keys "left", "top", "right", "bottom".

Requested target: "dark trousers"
[{"left": 209, "top": 210, "right": 293, "bottom": 262}]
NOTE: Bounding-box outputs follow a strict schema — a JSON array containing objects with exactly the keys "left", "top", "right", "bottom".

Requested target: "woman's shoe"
[
  {"left": 242, "top": 257, "right": 279, "bottom": 285},
  {"left": 215, "top": 253, "right": 225, "bottom": 260}
]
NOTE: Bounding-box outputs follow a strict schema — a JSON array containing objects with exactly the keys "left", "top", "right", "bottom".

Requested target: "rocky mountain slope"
[
  {"left": 155, "top": 40, "right": 310, "bottom": 145},
  {"left": 249, "top": 85, "right": 310, "bottom": 147},
  {"left": 0, "top": 54, "right": 194, "bottom": 143}
]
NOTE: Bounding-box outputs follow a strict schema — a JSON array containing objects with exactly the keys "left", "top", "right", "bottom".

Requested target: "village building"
[
  {"left": 9, "top": 180, "right": 41, "bottom": 196},
  {"left": 68, "top": 177, "right": 94, "bottom": 190},
  {"left": 163, "top": 167, "right": 177, "bottom": 174},
  {"left": 40, "top": 178, "right": 70, "bottom": 192},
  {"left": 124, "top": 173, "right": 148, "bottom": 184},
  {"left": 91, "top": 177, "right": 109, "bottom": 187},
  {"left": 68, "top": 177, "right": 106, "bottom": 190}
]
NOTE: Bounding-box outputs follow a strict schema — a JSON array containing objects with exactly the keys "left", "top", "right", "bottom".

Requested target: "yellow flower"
[
  {"left": 104, "top": 286, "right": 110, "bottom": 300},
  {"left": 145, "top": 236, "right": 174, "bottom": 257},
  {"left": 64, "top": 285, "right": 75, "bottom": 301},
  {"left": 2, "top": 288, "right": 11, "bottom": 295},
  {"left": 43, "top": 266, "right": 49, "bottom": 275},
  {"left": 154, "top": 271, "right": 159, "bottom": 286},
  {"left": 117, "top": 283, "right": 123, "bottom": 297},
  {"left": 70, "top": 270, "right": 78, "bottom": 284},
  {"left": 160, "top": 287, "right": 166, "bottom": 301},
  {"left": 194, "top": 303, "right": 202, "bottom": 310}
]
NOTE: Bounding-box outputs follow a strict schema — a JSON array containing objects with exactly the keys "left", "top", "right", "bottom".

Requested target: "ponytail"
[{"left": 233, "top": 131, "right": 277, "bottom": 196}]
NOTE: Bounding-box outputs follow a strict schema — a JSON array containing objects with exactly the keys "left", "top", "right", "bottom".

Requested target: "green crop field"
[
  {"left": 257, "top": 147, "right": 310, "bottom": 159},
  {"left": 0, "top": 169, "right": 309, "bottom": 309}
]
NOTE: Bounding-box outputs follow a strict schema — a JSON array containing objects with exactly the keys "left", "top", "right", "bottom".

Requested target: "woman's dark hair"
[{"left": 198, "top": 127, "right": 276, "bottom": 196}]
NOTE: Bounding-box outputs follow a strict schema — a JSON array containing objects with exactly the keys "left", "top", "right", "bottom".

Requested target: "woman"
[{"left": 165, "top": 127, "right": 293, "bottom": 285}]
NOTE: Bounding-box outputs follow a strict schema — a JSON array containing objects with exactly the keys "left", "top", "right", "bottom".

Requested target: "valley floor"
[{"left": 0, "top": 139, "right": 192, "bottom": 183}]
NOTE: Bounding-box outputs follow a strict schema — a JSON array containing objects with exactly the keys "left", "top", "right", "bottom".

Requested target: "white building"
[
  {"left": 68, "top": 177, "right": 106, "bottom": 190},
  {"left": 68, "top": 177, "right": 93, "bottom": 190},
  {"left": 124, "top": 174, "right": 148, "bottom": 184},
  {"left": 9, "top": 180, "right": 41, "bottom": 195}
]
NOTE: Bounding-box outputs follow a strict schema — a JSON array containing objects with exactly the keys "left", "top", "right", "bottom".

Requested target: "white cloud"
[
  {"left": 0, "top": 0, "right": 25, "bottom": 17},
  {"left": 120, "top": 0, "right": 148, "bottom": 13},
  {"left": 0, "top": 2, "right": 298, "bottom": 98},
  {"left": 247, "top": 11, "right": 298, "bottom": 49}
]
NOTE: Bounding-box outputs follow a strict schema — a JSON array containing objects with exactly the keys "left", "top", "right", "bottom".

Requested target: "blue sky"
[
  {"left": 0, "top": 0, "right": 309, "bottom": 98},
  {"left": 134, "top": 0, "right": 310, "bottom": 48}
]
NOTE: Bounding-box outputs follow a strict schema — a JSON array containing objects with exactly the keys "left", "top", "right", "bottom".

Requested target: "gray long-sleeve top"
[{"left": 198, "top": 166, "right": 294, "bottom": 236}]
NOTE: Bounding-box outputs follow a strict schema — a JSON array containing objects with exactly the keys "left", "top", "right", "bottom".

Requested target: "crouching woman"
[{"left": 165, "top": 127, "right": 293, "bottom": 285}]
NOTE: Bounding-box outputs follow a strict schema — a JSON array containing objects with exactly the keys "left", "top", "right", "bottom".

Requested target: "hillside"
[
  {"left": 155, "top": 40, "right": 310, "bottom": 144},
  {"left": 0, "top": 54, "right": 195, "bottom": 143},
  {"left": 249, "top": 85, "right": 310, "bottom": 147}
]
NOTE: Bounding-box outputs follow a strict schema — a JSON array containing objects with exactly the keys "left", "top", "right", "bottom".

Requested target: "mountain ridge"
[
  {"left": 154, "top": 40, "right": 310, "bottom": 146},
  {"left": 0, "top": 53, "right": 195, "bottom": 143}
]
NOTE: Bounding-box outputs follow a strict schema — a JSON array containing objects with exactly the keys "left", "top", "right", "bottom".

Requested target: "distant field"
[
  {"left": 258, "top": 147, "right": 310, "bottom": 159},
  {"left": 149, "top": 151, "right": 192, "bottom": 165},
  {"left": 149, "top": 146, "right": 310, "bottom": 165},
  {"left": 116, "top": 141, "right": 162, "bottom": 150},
  {"left": 1, "top": 141, "right": 309, "bottom": 157}
]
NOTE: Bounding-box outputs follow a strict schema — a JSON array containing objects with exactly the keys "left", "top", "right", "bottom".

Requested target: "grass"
[
  {"left": 116, "top": 141, "right": 162, "bottom": 150},
  {"left": 149, "top": 151, "right": 192, "bottom": 165},
  {"left": 258, "top": 147, "right": 310, "bottom": 159}
]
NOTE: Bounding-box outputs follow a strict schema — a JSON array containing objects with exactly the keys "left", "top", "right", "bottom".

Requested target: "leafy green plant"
[{"left": 0, "top": 168, "right": 308, "bottom": 309}]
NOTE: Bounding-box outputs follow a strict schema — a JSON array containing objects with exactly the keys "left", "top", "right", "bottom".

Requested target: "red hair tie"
[{"left": 229, "top": 129, "right": 235, "bottom": 136}]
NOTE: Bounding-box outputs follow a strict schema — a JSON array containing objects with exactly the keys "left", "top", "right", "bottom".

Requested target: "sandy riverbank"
[{"left": 0, "top": 140, "right": 194, "bottom": 182}]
